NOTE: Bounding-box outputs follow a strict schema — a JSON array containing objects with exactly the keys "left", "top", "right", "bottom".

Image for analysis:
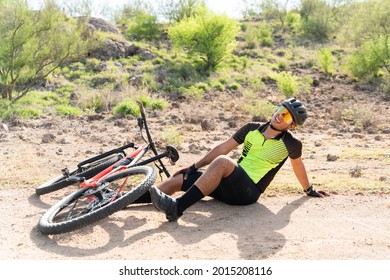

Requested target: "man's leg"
[
  {"left": 133, "top": 171, "right": 184, "bottom": 203},
  {"left": 156, "top": 173, "right": 183, "bottom": 195},
  {"left": 150, "top": 155, "right": 237, "bottom": 221},
  {"left": 192, "top": 155, "right": 236, "bottom": 196}
]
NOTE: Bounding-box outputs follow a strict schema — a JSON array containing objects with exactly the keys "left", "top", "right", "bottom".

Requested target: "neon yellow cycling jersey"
[{"left": 232, "top": 122, "right": 302, "bottom": 192}]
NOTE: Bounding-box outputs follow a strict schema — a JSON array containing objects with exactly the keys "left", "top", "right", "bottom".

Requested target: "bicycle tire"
[
  {"left": 38, "top": 165, "right": 156, "bottom": 235},
  {"left": 35, "top": 154, "right": 124, "bottom": 196}
]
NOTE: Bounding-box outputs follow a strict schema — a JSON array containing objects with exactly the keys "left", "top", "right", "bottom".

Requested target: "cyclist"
[{"left": 148, "top": 98, "right": 329, "bottom": 222}]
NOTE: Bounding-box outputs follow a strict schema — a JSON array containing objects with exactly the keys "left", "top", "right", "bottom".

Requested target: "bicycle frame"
[
  {"left": 79, "top": 143, "right": 149, "bottom": 188},
  {"left": 76, "top": 102, "right": 176, "bottom": 191}
]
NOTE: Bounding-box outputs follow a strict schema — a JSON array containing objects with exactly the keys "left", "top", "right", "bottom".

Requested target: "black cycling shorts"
[{"left": 181, "top": 165, "right": 261, "bottom": 205}]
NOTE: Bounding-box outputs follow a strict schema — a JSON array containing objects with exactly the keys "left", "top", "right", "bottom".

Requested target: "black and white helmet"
[{"left": 282, "top": 98, "right": 308, "bottom": 125}]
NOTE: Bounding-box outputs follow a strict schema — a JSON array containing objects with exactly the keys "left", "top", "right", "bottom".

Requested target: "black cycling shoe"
[{"left": 149, "top": 186, "right": 179, "bottom": 222}]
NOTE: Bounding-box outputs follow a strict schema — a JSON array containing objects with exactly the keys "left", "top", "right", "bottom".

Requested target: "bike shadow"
[{"left": 29, "top": 195, "right": 308, "bottom": 259}]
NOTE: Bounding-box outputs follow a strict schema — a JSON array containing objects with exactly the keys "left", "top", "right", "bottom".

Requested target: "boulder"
[{"left": 78, "top": 16, "right": 138, "bottom": 60}]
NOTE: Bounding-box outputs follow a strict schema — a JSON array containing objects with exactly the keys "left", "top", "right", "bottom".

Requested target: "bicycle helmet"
[{"left": 281, "top": 98, "right": 308, "bottom": 125}]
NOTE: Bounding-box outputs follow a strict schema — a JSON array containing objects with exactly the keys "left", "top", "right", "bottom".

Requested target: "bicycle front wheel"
[
  {"left": 35, "top": 153, "right": 124, "bottom": 196},
  {"left": 38, "top": 165, "right": 156, "bottom": 235}
]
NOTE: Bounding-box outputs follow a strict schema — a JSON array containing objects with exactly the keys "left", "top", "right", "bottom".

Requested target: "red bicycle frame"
[{"left": 80, "top": 143, "right": 149, "bottom": 189}]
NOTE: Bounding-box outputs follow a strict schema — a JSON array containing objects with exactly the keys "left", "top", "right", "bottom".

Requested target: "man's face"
[{"left": 270, "top": 106, "right": 295, "bottom": 130}]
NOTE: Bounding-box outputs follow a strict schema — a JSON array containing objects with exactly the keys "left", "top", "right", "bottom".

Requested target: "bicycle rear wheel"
[
  {"left": 38, "top": 165, "right": 156, "bottom": 235},
  {"left": 35, "top": 153, "right": 124, "bottom": 196}
]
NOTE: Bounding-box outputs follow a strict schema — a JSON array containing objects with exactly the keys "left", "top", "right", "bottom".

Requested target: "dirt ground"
[{"left": 1, "top": 84, "right": 390, "bottom": 260}]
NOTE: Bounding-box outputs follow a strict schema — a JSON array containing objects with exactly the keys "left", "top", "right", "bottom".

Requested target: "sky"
[{"left": 26, "top": 0, "right": 250, "bottom": 21}]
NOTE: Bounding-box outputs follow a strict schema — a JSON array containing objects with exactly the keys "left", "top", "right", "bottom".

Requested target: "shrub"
[
  {"left": 347, "top": 36, "right": 390, "bottom": 79},
  {"left": 159, "top": 126, "right": 183, "bottom": 147},
  {"left": 126, "top": 11, "right": 160, "bottom": 41},
  {"left": 137, "top": 94, "right": 168, "bottom": 110},
  {"left": 299, "top": 0, "right": 335, "bottom": 41},
  {"left": 168, "top": 5, "right": 240, "bottom": 70},
  {"left": 318, "top": 49, "right": 335, "bottom": 76},
  {"left": 55, "top": 105, "right": 82, "bottom": 116},
  {"left": 228, "top": 82, "right": 241, "bottom": 91},
  {"left": 270, "top": 72, "right": 299, "bottom": 97},
  {"left": 286, "top": 12, "right": 301, "bottom": 32},
  {"left": 213, "top": 82, "right": 225, "bottom": 91},
  {"left": 113, "top": 99, "right": 140, "bottom": 117},
  {"left": 178, "top": 85, "right": 204, "bottom": 100}
]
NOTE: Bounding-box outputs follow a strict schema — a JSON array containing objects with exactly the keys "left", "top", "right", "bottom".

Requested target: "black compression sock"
[
  {"left": 177, "top": 185, "right": 205, "bottom": 216},
  {"left": 132, "top": 191, "right": 151, "bottom": 203}
]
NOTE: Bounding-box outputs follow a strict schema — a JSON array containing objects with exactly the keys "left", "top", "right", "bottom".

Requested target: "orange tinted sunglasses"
[{"left": 275, "top": 106, "right": 294, "bottom": 125}]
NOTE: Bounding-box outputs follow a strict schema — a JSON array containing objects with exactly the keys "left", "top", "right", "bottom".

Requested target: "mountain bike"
[{"left": 37, "top": 103, "right": 179, "bottom": 235}]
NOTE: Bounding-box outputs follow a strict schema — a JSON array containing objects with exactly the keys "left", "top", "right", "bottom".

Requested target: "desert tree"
[
  {"left": 0, "top": 0, "right": 93, "bottom": 101},
  {"left": 340, "top": 0, "right": 390, "bottom": 78},
  {"left": 168, "top": 5, "right": 240, "bottom": 70}
]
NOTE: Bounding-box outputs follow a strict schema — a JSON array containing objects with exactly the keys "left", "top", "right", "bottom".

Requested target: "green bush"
[
  {"left": 299, "top": 0, "right": 335, "bottom": 41},
  {"left": 137, "top": 94, "right": 168, "bottom": 110},
  {"left": 228, "top": 82, "right": 241, "bottom": 91},
  {"left": 270, "top": 71, "right": 299, "bottom": 97},
  {"left": 286, "top": 12, "right": 302, "bottom": 33},
  {"left": 318, "top": 49, "right": 335, "bottom": 75},
  {"left": 213, "top": 82, "right": 225, "bottom": 91},
  {"left": 126, "top": 11, "right": 160, "bottom": 41},
  {"left": 347, "top": 36, "right": 390, "bottom": 79},
  {"left": 244, "top": 25, "right": 260, "bottom": 49},
  {"left": 179, "top": 85, "right": 204, "bottom": 100},
  {"left": 55, "top": 105, "right": 82, "bottom": 116},
  {"left": 259, "top": 25, "right": 274, "bottom": 47},
  {"left": 113, "top": 99, "right": 141, "bottom": 117},
  {"left": 168, "top": 5, "right": 240, "bottom": 70}
]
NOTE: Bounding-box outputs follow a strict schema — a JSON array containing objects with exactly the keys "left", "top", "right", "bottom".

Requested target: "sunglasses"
[{"left": 275, "top": 106, "right": 294, "bottom": 125}]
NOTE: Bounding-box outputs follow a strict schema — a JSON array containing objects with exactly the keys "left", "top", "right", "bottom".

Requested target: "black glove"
[
  {"left": 304, "top": 186, "right": 330, "bottom": 197},
  {"left": 173, "top": 163, "right": 198, "bottom": 180}
]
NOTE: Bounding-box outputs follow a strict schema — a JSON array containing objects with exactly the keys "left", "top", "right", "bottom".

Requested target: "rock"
[
  {"left": 201, "top": 120, "right": 214, "bottom": 131},
  {"left": 42, "top": 133, "right": 56, "bottom": 143},
  {"left": 350, "top": 166, "right": 363, "bottom": 178},
  {"left": 381, "top": 128, "right": 390, "bottom": 134},
  {"left": 80, "top": 17, "right": 121, "bottom": 34},
  {"left": 88, "top": 38, "right": 137, "bottom": 60},
  {"left": 313, "top": 79, "right": 320, "bottom": 87},
  {"left": 351, "top": 133, "right": 364, "bottom": 139},
  {"left": 79, "top": 16, "right": 138, "bottom": 60},
  {"left": 327, "top": 154, "right": 338, "bottom": 161},
  {"left": 1, "top": 123, "right": 9, "bottom": 132}
]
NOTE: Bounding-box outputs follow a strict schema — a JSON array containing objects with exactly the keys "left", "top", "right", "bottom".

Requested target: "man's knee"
[
  {"left": 214, "top": 155, "right": 235, "bottom": 166},
  {"left": 212, "top": 155, "right": 236, "bottom": 176}
]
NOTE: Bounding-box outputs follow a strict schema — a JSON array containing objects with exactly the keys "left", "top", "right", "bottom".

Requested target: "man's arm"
[
  {"left": 290, "top": 157, "right": 330, "bottom": 197},
  {"left": 290, "top": 157, "right": 311, "bottom": 191},
  {"left": 195, "top": 137, "right": 240, "bottom": 169}
]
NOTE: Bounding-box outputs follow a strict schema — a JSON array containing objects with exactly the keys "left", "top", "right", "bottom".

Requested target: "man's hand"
[
  {"left": 173, "top": 164, "right": 198, "bottom": 180},
  {"left": 304, "top": 186, "right": 330, "bottom": 198}
]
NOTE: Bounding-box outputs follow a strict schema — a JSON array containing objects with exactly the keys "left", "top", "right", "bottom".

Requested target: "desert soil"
[{"left": 0, "top": 82, "right": 389, "bottom": 260}]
